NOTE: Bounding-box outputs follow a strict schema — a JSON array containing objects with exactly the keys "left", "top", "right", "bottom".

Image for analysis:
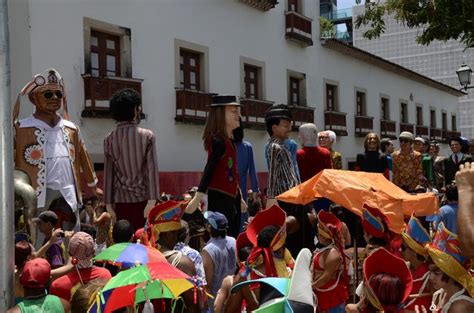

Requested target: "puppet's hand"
[
  {"left": 185, "top": 192, "right": 205, "bottom": 213},
  {"left": 240, "top": 197, "right": 248, "bottom": 213}
]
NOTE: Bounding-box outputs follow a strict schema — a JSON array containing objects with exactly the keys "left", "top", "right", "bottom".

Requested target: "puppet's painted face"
[
  {"left": 225, "top": 105, "right": 241, "bottom": 131},
  {"left": 31, "top": 86, "right": 63, "bottom": 116},
  {"left": 367, "top": 134, "right": 379, "bottom": 151}
]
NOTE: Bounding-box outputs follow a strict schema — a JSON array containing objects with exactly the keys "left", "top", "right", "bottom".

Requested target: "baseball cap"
[
  {"left": 399, "top": 131, "right": 414, "bottom": 141},
  {"left": 204, "top": 211, "right": 228, "bottom": 230},
  {"left": 20, "top": 258, "right": 51, "bottom": 288},
  {"left": 69, "top": 232, "right": 95, "bottom": 268},
  {"left": 32, "top": 211, "right": 58, "bottom": 226}
]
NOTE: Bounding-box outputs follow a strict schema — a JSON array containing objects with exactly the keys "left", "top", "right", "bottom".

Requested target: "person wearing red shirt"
[
  {"left": 296, "top": 123, "right": 332, "bottom": 182},
  {"left": 49, "top": 232, "right": 111, "bottom": 301}
]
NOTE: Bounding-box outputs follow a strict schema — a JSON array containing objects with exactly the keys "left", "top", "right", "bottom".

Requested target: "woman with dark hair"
[
  {"left": 185, "top": 95, "right": 243, "bottom": 238},
  {"left": 312, "top": 210, "right": 349, "bottom": 313},
  {"left": 355, "top": 133, "right": 390, "bottom": 178}
]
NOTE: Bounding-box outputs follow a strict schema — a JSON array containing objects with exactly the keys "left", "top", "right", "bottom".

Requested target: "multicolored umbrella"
[
  {"left": 231, "top": 248, "right": 314, "bottom": 312},
  {"left": 88, "top": 261, "right": 195, "bottom": 313},
  {"left": 93, "top": 242, "right": 166, "bottom": 267}
]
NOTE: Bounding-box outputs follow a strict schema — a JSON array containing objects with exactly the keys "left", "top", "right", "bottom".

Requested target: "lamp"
[{"left": 456, "top": 63, "right": 473, "bottom": 91}]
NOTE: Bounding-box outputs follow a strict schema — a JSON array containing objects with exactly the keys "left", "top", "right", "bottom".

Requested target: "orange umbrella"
[{"left": 276, "top": 169, "right": 438, "bottom": 233}]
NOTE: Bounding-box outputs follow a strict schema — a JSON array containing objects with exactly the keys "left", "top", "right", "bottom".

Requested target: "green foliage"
[
  {"left": 354, "top": 0, "right": 474, "bottom": 48},
  {"left": 320, "top": 16, "right": 337, "bottom": 38}
]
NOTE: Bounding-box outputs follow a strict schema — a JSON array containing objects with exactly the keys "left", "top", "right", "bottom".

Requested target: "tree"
[
  {"left": 354, "top": 0, "right": 474, "bottom": 48},
  {"left": 320, "top": 16, "right": 336, "bottom": 38}
]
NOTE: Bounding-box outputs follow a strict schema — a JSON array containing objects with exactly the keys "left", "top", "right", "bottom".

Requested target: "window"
[
  {"left": 326, "top": 84, "right": 338, "bottom": 111},
  {"left": 82, "top": 18, "right": 140, "bottom": 116},
  {"left": 356, "top": 91, "right": 366, "bottom": 116},
  {"left": 84, "top": 17, "right": 132, "bottom": 78},
  {"left": 400, "top": 102, "right": 408, "bottom": 123},
  {"left": 89, "top": 30, "right": 121, "bottom": 77},
  {"left": 416, "top": 106, "right": 423, "bottom": 126},
  {"left": 244, "top": 64, "right": 260, "bottom": 99},
  {"left": 430, "top": 109, "right": 436, "bottom": 128},
  {"left": 175, "top": 39, "right": 209, "bottom": 92},
  {"left": 180, "top": 49, "right": 201, "bottom": 90},
  {"left": 240, "top": 57, "right": 265, "bottom": 100},
  {"left": 381, "top": 97, "right": 389, "bottom": 120},
  {"left": 289, "top": 77, "right": 300, "bottom": 106},
  {"left": 288, "top": 0, "right": 299, "bottom": 12},
  {"left": 452, "top": 115, "right": 457, "bottom": 131},
  {"left": 442, "top": 112, "right": 447, "bottom": 130},
  {"left": 287, "top": 71, "right": 306, "bottom": 106}
]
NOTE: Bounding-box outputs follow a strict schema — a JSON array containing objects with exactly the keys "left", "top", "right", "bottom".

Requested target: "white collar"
[{"left": 18, "top": 115, "right": 76, "bottom": 130}]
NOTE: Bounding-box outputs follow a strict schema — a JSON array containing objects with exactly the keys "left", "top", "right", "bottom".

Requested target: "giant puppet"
[
  {"left": 185, "top": 95, "right": 244, "bottom": 238},
  {"left": 13, "top": 68, "right": 98, "bottom": 245}
]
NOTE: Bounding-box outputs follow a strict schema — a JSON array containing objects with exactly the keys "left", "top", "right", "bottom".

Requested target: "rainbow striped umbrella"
[
  {"left": 93, "top": 243, "right": 166, "bottom": 268},
  {"left": 88, "top": 261, "right": 195, "bottom": 313}
]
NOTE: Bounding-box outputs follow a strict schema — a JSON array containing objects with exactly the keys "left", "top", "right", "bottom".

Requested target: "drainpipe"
[{"left": 0, "top": 0, "right": 15, "bottom": 310}]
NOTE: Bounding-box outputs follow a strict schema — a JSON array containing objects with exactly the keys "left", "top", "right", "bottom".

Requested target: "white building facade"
[
  {"left": 353, "top": 4, "right": 474, "bottom": 139},
  {"left": 8, "top": 0, "right": 462, "bottom": 195}
]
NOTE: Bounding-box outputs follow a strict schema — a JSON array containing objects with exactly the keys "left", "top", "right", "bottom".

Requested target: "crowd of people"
[{"left": 10, "top": 68, "right": 474, "bottom": 312}]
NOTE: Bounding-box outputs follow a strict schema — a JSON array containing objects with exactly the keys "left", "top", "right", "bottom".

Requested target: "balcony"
[
  {"left": 239, "top": 0, "right": 278, "bottom": 11},
  {"left": 380, "top": 120, "right": 397, "bottom": 139},
  {"left": 430, "top": 128, "right": 443, "bottom": 141},
  {"left": 285, "top": 11, "right": 313, "bottom": 46},
  {"left": 175, "top": 89, "right": 213, "bottom": 125},
  {"left": 399, "top": 122, "right": 414, "bottom": 134},
  {"left": 452, "top": 131, "right": 461, "bottom": 138},
  {"left": 288, "top": 105, "right": 315, "bottom": 130},
  {"left": 82, "top": 74, "right": 143, "bottom": 118},
  {"left": 354, "top": 115, "right": 374, "bottom": 137},
  {"left": 441, "top": 129, "right": 451, "bottom": 143},
  {"left": 415, "top": 125, "right": 429, "bottom": 139},
  {"left": 325, "top": 111, "right": 348, "bottom": 136},
  {"left": 240, "top": 98, "right": 274, "bottom": 130}
]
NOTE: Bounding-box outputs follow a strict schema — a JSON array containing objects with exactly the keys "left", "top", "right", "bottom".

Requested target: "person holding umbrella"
[{"left": 148, "top": 201, "right": 201, "bottom": 313}]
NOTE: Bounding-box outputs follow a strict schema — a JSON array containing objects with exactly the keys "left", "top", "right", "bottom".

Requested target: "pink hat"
[{"left": 69, "top": 232, "right": 95, "bottom": 268}]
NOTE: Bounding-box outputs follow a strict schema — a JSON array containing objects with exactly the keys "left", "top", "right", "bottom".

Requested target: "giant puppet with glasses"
[{"left": 13, "top": 68, "right": 99, "bottom": 246}]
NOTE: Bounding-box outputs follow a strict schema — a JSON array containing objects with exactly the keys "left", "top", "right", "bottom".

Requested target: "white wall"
[{"left": 9, "top": 0, "right": 459, "bottom": 172}]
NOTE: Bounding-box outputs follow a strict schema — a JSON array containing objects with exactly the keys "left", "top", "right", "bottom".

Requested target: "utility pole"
[{"left": 0, "top": 0, "right": 15, "bottom": 310}]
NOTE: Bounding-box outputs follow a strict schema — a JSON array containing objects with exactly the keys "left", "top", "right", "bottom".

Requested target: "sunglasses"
[
  {"left": 399, "top": 139, "right": 412, "bottom": 143},
  {"left": 42, "top": 90, "right": 63, "bottom": 99}
]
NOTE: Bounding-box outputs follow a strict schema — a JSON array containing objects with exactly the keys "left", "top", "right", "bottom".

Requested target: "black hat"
[
  {"left": 32, "top": 211, "right": 58, "bottom": 225},
  {"left": 210, "top": 95, "right": 240, "bottom": 107},
  {"left": 264, "top": 104, "right": 292, "bottom": 121}
]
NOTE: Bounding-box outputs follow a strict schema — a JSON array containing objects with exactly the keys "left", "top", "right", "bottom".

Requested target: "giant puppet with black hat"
[
  {"left": 185, "top": 95, "right": 245, "bottom": 238},
  {"left": 13, "top": 68, "right": 99, "bottom": 247}
]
